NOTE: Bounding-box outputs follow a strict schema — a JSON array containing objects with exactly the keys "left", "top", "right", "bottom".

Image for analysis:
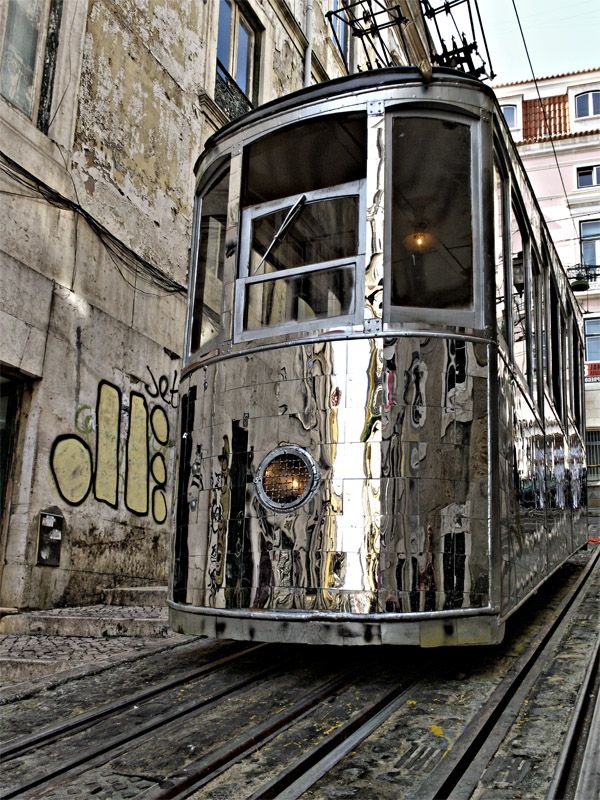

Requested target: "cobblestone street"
[{"left": 0, "top": 604, "right": 194, "bottom": 692}]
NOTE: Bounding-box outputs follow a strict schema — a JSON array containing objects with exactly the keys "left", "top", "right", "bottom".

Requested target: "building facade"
[
  {"left": 0, "top": 1, "right": 430, "bottom": 610},
  {"left": 494, "top": 68, "right": 600, "bottom": 514}
]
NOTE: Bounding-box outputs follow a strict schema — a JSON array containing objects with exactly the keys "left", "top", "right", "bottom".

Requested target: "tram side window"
[
  {"left": 190, "top": 167, "right": 230, "bottom": 354},
  {"left": 540, "top": 253, "right": 550, "bottom": 392},
  {"left": 530, "top": 253, "right": 542, "bottom": 407},
  {"left": 242, "top": 112, "right": 367, "bottom": 206},
  {"left": 572, "top": 329, "right": 583, "bottom": 431},
  {"left": 549, "top": 277, "right": 564, "bottom": 419},
  {"left": 494, "top": 162, "right": 508, "bottom": 342},
  {"left": 510, "top": 203, "right": 528, "bottom": 378},
  {"left": 390, "top": 116, "right": 473, "bottom": 310}
]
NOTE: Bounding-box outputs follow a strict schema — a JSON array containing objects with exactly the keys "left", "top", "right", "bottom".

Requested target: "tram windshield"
[
  {"left": 390, "top": 116, "right": 473, "bottom": 310},
  {"left": 237, "top": 112, "right": 367, "bottom": 338}
]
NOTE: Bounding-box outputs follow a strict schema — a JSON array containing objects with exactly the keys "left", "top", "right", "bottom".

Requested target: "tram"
[{"left": 169, "top": 67, "right": 587, "bottom": 646}]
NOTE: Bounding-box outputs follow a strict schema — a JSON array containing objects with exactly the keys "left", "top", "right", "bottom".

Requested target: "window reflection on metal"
[{"left": 215, "top": 60, "right": 253, "bottom": 121}]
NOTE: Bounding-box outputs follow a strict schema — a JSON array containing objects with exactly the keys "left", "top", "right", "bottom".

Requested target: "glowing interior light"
[{"left": 403, "top": 225, "right": 434, "bottom": 253}]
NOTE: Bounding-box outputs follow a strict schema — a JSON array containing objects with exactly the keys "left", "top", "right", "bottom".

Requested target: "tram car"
[{"left": 170, "top": 67, "right": 587, "bottom": 646}]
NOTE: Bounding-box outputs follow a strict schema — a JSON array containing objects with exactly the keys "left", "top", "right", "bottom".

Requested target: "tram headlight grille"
[{"left": 255, "top": 446, "right": 319, "bottom": 511}]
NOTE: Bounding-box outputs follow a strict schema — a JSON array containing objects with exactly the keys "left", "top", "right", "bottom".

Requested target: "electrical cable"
[
  {"left": 509, "top": 0, "right": 581, "bottom": 252},
  {"left": 0, "top": 149, "right": 187, "bottom": 296}
]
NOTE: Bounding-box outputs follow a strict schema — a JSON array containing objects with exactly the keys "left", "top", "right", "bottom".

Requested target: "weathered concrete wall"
[
  {"left": 1, "top": 0, "right": 202, "bottom": 608},
  {"left": 0, "top": 0, "right": 380, "bottom": 609}
]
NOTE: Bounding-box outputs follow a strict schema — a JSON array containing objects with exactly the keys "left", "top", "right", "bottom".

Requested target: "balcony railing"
[{"left": 215, "top": 61, "right": 253, "bottom": 121}]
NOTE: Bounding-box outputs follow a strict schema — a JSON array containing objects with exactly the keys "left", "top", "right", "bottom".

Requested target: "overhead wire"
[{"left": 509, "top": 0, "right": 581, "bottom": 259}]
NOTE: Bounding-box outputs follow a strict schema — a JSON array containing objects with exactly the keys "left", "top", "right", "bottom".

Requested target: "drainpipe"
[{"left": 304, "top": 0, "right": 313, "bottom": 87}]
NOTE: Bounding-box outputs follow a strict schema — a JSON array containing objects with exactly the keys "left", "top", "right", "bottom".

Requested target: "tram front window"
[
  {"left": 250, "top": 195, "right": 358, "bottom": 274},
  {"left": 390, "top": 116, "right": 473, "bottom": 310},
  {"left": 239, "top": 181, "right": 362, "bottom": 335},
  {"left": 236, "top": 112, "right": 366, "bottom": 339}
]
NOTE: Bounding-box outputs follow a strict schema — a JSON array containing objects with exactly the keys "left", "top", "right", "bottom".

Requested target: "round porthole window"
[{"left": 255, "top": 445, "right": 319, "bottom": 511}]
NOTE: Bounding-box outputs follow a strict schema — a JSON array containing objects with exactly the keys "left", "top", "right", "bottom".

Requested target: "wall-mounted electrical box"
[{"left": 37, "top": 509, "right": 64, "bottom": 566}]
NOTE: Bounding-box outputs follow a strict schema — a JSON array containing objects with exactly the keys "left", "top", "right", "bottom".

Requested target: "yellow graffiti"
[
  {"left": 151, "top": 406, "right": 169, "bottom": 444},
  {"left": 50, "top": 379, "right": 172, "bottom": 523},
  {"left": 152, "top": 488, "right": 168, "bottom": 524},
  {"left": 126, "top": 394, "right": 149, "bottom": 515},
  {"left": 151, "top": 453, "right": 167, "bottom": 484},
  {"left": 95, "top": 383, "right": 120, "bottom": 506},
  {"left": 51, "top": 438, "right": 93, "bottom": 504}
]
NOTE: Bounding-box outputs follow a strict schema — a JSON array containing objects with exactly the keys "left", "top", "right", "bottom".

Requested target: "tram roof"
[{"left": 196, "top": 67, "right": 496, "bottom": 174}]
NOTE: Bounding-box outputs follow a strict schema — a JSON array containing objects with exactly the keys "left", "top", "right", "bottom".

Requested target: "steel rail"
[
  {"left": 546, "top": 635, "right": 600, "bottom": 799},
  {"left": 245, "top": 669, "right": 429, "bottom": 800},
  {"left": 142, "top": 667, "right": 371, "bottom": 799},
  {"left": 412, "top": 546, "right": 600, "bottom": 800},
  {"left": 1, "top": 655, "right": 290, "bottom": 799},
  {"left": 0, "top": 641, "right": 263, "bottom": 761}
]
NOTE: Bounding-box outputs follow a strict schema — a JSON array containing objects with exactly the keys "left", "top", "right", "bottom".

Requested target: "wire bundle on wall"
[{"left": 0, "top": 149, "right": 187, "bottom": 297}]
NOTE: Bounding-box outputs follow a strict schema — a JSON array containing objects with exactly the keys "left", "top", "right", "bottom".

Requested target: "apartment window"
[
  {"left": 585, "top": 318, "right": 600, "bottom": 362},
  {"left": 215, "top": 0, "right": 258, "bottom": 119},
  {"left": 330, "top": 0, "right": 351, "bottom": 67},
  {"left": 500, "top": 104, "right": 517, "bottom": 129},
  {"left": 577, "top": 165, "right": 600, "bottom": 188},
  {"left": 581, "top": 220, "right": 600, "bottom": 267},
  {"left": 586, "top": 430, "right": 600, "bottom": 481},
  {"left": 575, "top": 90, "right": 600, "bottom": 118},
  {"left": 0, "top": 0, "right": 62, "bottom": 131}
]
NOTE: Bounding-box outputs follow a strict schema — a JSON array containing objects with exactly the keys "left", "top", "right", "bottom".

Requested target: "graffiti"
[
  {"left": 49, "top": 435, "right": 93, "bottom": 505},
  {"left": 50, "top": 377, "right": 172, "bottom": 524},
  {"left": 144, "top": 366, "right": 179, "bottom": 408},
  {"left": 95, "top": 381, "right": 121, "bottom": 508},
  {"left": 75, "top": 404, "right": 95, "bottom": 440}
]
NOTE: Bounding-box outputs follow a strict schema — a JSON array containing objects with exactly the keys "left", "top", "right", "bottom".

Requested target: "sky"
[{"left": 476, "top": 0, "right": 600, "bottom": 84}]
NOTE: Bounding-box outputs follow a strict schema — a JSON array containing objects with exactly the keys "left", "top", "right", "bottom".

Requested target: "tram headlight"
[{"left": 255, "top": 446, "right": 319, "bottom": 511}]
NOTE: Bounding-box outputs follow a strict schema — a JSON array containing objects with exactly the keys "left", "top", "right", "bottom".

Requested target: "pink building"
[{"left": 495, "top": 68, "right": 600, "bottom": 517}]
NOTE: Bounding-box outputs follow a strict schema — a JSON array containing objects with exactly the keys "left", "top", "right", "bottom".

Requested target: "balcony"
[{"left": 215, "top": 61, "right": 253, "bottom": 121}]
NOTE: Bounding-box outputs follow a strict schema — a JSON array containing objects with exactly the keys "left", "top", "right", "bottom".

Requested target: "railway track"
[{"left": 1, "top": 548, "right": 598, "bottom": 800}]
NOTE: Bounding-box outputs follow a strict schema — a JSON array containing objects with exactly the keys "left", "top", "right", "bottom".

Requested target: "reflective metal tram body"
[{"left": 170, "top": 68, "right": 587, "bottom": 646}]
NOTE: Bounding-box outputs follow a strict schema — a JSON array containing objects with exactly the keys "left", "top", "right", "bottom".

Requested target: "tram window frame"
[
  {"left": 493, "top": 159, "right": 509, "bottom": 346},
  {"left": 510, "top": 199, "right": 530, "bottom": 382},
  {"left": 188, "top": 160, "right": 231, "bottom": 358},
  {"left": 235, "top": 180, "right": 366, "bottom": 341},
  {"left": 529, "top": 251, "right": 543, "bottom": 409},
  {"left": 385, "top": 110, "right": 484, "bottom": 329},
  {"left": 548, "top": 276, "right": 565, "bottom": 421},
  {"left": 540, "top": 249, "right": 551, "bottom": 395}
]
